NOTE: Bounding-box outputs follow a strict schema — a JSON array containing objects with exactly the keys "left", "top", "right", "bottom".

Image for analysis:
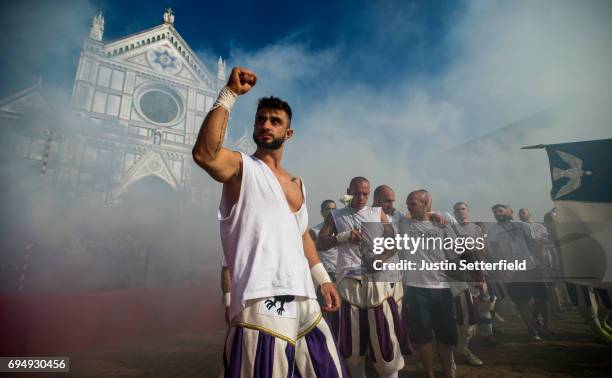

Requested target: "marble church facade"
[{"left": 0, "top": 8, "right": 255, "bottom": 206}]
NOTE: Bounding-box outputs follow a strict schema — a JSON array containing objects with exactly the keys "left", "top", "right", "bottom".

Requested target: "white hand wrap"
[
  {"left": 222, "top": 292, "right": 231, "bottom": 307},
  {"left": 211, "top": 86, "right": 238, "bottom": 112},
  {"left": 336, "top": 231, "right": 352, "bottom": 244},
  {"left": 311, "top": 262, "right": 332, "bottom": 286}
]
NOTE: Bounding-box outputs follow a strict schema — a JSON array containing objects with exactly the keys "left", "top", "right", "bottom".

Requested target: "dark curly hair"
[{"left": 257, "top": 96, "right": 292, "bottom": 125}]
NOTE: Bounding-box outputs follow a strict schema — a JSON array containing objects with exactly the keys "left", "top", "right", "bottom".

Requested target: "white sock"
[{"left": 380, "top": 372, "right": 398, "bottom": 378}]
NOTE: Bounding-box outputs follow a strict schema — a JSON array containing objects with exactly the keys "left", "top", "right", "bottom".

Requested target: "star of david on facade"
[{"left": 153, "top": 50, "right": 177, "bottom": 70}]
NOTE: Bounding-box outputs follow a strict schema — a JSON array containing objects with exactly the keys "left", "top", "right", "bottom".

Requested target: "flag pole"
[{"left": 521, "top": 144, "right": 546, "bottom": 150}]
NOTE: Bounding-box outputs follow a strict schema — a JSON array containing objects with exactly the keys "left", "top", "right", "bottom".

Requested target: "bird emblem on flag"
[{"left": 552, "top": 150, "right": 593, "bottom": 199}]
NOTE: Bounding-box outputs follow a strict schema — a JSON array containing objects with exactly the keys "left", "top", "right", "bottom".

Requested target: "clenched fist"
[{"left": 227, "top": 67, "right": 257, "bottom": 95}]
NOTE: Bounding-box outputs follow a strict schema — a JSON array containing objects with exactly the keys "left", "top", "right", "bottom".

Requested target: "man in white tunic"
[
  {"left": 318, "top": 177, "right": 407, "bottom": 378},
  {"left": 400, "top": 190, "right": 457, "bottom": 378},
  {"left": 372, "top": 185, "right": 405, "bottom": 227},
  {"left": 310, "top": 200, "right": 339, "bottom": 281},
  {"left": 488, "top": 204, "right": 549, "bottom": 341},
  {"left": 193, "top": 66, "right": 346, "bottom": 377},
  {"left": 310, "top": 200, "right": 340, "bottom": 339}
]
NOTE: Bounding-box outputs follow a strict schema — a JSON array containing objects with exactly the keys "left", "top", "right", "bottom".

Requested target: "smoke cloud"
[
  {"left": 1, "top": 0, "right": 611, "bottom": 295},
  {"left": 224, "top": 0, "right": 612, "bottom": 221}
]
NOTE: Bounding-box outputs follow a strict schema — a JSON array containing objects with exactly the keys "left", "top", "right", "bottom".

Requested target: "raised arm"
[
  {"left": 317, "top": 212, "right": 338, "bottom": 251},
  {"left": 381, "top": 211, "right": 394, "bottom": 238},
  {"left": 373, "top": 211, "right": 398, "bottom": 263},
  {"left": 192, "top": 67, "right": 257, "bottom": 183}
]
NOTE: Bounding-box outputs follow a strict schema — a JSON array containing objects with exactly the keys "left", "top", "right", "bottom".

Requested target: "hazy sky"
[{"left": 2, "top": 0, "right": 611, "bottom": 221}]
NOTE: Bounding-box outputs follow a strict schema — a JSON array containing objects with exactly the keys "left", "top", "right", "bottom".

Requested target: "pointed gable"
[
  {"left": 0, "top": 81, "right": 53, "bottom": 116},
  {"left": 113, "top": 149, "right": 178, "bottom": 201},
  {"left": 100, "top": 24, "right": 218, "bottom": 90}
]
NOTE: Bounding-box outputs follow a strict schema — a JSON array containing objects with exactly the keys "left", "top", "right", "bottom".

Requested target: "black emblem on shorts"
[{"left": 265, "top": 295, "right": 295, "bottom": 315}]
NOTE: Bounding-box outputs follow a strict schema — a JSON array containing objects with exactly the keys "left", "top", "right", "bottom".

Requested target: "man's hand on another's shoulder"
[
  {"left": 428, "top": 212, "right": 448, "bottom": 227},
  {"left": 227, "top": 67, "right": 257, "bottom": 95}
]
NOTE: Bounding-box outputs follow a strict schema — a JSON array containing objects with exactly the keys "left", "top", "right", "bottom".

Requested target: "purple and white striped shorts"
[
  {"left": 337, "top": 279, "right": 409, "bottom": 375},
  {"left": 222, "top": 297, "right": 347, "bottom": 377}
]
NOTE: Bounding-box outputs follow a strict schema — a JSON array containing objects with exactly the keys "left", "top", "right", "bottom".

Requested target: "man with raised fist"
[{"left": 193, "top": 67, "right": 345, "bottom": 377}]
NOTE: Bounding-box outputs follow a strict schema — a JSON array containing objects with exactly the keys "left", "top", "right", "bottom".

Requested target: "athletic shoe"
[{"left": 461, "top": 349, "right": 484, "bottom": 366}]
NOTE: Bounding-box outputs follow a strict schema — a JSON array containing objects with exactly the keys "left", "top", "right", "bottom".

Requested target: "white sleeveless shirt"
[
  {"left": 311, "top": 222, "right": 338, "bottom": 273},
  {"left": 219, "top": 153, "right": 316, "bottom": 320},
  {"left": 332, "top": 206, "right": 383, "bottom": 281}
]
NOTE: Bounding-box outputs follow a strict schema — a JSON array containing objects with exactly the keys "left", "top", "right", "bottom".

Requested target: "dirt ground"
[{"left": 7, "top": 308, "right": 612, "bottom": 378}]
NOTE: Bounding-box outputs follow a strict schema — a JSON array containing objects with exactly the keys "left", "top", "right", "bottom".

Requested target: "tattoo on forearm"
[{"left": 212, "top": 111, "right": 228, "bottom": 159}]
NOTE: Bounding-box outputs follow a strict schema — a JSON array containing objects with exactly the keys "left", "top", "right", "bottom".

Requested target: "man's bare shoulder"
[
  {"left": 222, "top": 151, "right": 244, "bottom": 187},
  {"left": 282, "top": 170, "right": 303, "bottom": 190}
]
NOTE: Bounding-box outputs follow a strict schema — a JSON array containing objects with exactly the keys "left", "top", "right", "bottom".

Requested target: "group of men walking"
[
  {"left": 311, "top": 183, "right": 496, "bottom": 378},
  {"left": 193, "top": 66, "right": 563, "bottom": 377}
]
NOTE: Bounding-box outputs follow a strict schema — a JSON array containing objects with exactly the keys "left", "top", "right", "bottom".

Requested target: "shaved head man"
[
  {"left": 488, "top": 204, "right": 550, "bottom": 342},
  {"left": 373, "top": 185, "right": 395, "bottom": 215},
  {"left": 347, "top": 176, "right": 370, "bottom": 211},
  {"left": 318, "top": 177, "right": 406, "bottom": 378},
  {"left": 373, "top": 185, "right": 404, "bottom": 226},
  {"left": 401, "top": 190, "right": 457, "bottom": 378},
  {"left": 406, "top": 190, "right": 432, "bottom": 220}
]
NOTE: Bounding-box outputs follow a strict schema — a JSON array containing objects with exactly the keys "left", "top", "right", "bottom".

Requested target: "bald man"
[
  {"left": 373, "top": 185, "right": 405, "bottom": 227},
  {"left": 489, "top": 204, "right": 548, "bottom": 341},
  {"left": 400, "top": 190, "right": 458, "bottom": 378},
  {"left": 318, "top": 177, "right": 406, "bottom": 378}
]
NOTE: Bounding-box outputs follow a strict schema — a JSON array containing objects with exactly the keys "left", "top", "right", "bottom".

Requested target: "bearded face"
[{"left": 252, "top": 130, "right": 285, "bottom": 150}]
